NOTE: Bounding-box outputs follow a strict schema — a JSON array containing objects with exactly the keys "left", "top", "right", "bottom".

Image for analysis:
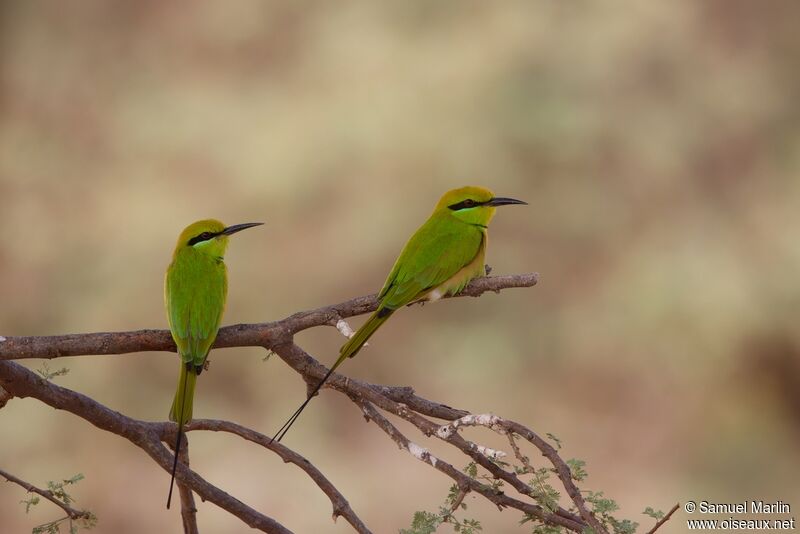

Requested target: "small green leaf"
[
  {"left": 37, "top": 362, "right": 70, "bottom": 380},
  {"left": 566, "top": 459, "right": 588, "bottom": 481},
  {"left": 464, "top": 462, "right": 478, "bottom": 479},
  {"left": 400, "top": 511, "right": 441, "bottom": 534},
  {"left": 585, "top": 491, "right": 618, "bottom": 515},
  {"left": 545, "top": 433, "right": 562, "bottom": 450},
  {"left": 608, "top": 517, "right": 638, "bottom": 534},
  {"left": 21, "top": 495, "right": 40, "bottom": 513},
  {"left": 643, "top": 506, "right": 664, "bottom": 520},
  {"left": 23, "top": 473, "right": 95, "bottom": 533},
  {"left": 65, "top": 474, "right": 85, "bottom": 485},
  {"left": 535, "top": 525, "right": 564, "bottom": 534}
]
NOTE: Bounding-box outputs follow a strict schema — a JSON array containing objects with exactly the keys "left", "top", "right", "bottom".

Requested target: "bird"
[
  {"left": 164, "top": 219, "right": 262, "bottom": 509},
  {"left": 271, "top": 186, "right": 526, "bottom": 443}
]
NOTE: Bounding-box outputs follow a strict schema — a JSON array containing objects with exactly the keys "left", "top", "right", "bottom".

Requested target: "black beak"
[
  {"left": 221, "top": 222, "right": 264, "bottom": 236},
  {"left": 486, "top": 197, "right": 527, "bottom": 207}
]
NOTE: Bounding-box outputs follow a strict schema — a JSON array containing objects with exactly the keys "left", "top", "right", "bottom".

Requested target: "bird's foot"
[{"left": 484, "top": 264, "right": 493, "bottom": 275}]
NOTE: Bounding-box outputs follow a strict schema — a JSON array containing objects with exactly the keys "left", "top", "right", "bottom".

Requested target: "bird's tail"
[
  {"left": 169, "top": 362, "right": 197, "bottom": 424},
  {"left": 269, "top": 307, "right": 394, "bottom": 444},
  {"left": 339, "top": 307, "right": 394, "bottom": 361},
  {"left": 167, "top": 362, "right": 197, "bottom": 509}
]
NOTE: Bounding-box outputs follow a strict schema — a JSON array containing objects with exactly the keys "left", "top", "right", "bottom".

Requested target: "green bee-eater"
[
  {"left": 165, "top": 219, "right": 262, "bottom": 509},
  {"left": 271, "top": 186, "right": 526, "bottom": 442}
]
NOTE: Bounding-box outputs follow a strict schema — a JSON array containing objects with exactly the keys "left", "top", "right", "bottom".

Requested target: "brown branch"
[
  {"left": 180, "top": 419, "right": 371, "bottom": 534},
  {"left": 0, "top": 357, "right": 373, "bottom": 533},
  {"left": 0, "top": 274, "right": 538, "bottom": 361},
  {"left": 372, "top": 384, "right": 469, "bottom": 420},
  {"left": 353, "top": 399, "right": 585, "bottom": 532},
  {"left": 173, "top": 435, "right": 199, "bottom": 534},
  {"left": 506, "top": 432, "right": 532, "bottom": 473},
  {"left": 0, "top": 359, "right": 297, "bottom": 534},
  {"left": 271, "top": 341, "right": 590, "bottom": 532},
  {"left": 645, "top": 503, "right": 680, "bottom": 534},
  {"left": 447, "top": 486, "right": 468, "bottom": 516},
  {"left": 2, "top": 272, "right": 605, "bottom": 533},
  {"left": 0, "top": 385, "right": 12, "bottom": 409},
  {"left": 0, "top": 467, "right": 93, "bottom": 522},
  {"left": 439, "top": 415, "right": 605, "bottom": 533},
  {"left": 178, "top": 483, "right": 199, "bottom": 534},
  {"left": 499, "top": 419, "right": 605, "bottom": 534}
]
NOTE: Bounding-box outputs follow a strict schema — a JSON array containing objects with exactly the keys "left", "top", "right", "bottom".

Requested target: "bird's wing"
[
  {"left": 378, "top": 222, "right": 483, "bottom": 309},
  {"left": 165, "top": 261, "right": 228, "bottom": 365}
]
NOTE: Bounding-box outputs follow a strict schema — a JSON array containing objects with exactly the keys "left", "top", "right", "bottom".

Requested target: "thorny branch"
[
  {"left": 645, "top": 503, "right": 680, "bottom": 534},
  {"left": 0, "top": 467, "right": 94, "bottom": 523},
  {"left": 0, "top": 273, "right": 676, "bottom": 533},
  {"left": 0, "top": 359, "right": 294, "bottom": 534}
]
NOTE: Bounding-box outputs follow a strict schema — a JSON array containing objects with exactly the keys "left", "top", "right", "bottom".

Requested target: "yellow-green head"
[
  {"left": 172, "top": 219, "right": 263, "bottom": 260},
  {"left": 434, "top": 186, "right": 527, "bottom": 227}
]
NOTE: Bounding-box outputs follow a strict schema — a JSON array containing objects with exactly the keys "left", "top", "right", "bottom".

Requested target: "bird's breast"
[{"left": 425, "top": 230, "right": 487, "bottom": 302}]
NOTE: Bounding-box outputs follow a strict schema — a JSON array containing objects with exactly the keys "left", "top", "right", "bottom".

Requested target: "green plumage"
[
  {"left": 336, "top": 308, "right": 393, "bottom": 366},
  {"left": 271, "top": 186, "right": 526, "bottom": 443},
  {"left": 169, "top": 363, "right": 198, "bottom": 425},
  {"left": 166, "top": 245, "right": 227, "bottom": 423},
  {"left": 164, "top": 219, "right": 262, "bottom": 509},
  {"left": 338, "top": 212, "right": 485, "bottom": 363}
]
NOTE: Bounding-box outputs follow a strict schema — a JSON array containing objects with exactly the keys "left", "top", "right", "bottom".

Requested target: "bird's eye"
[
  {"left": 187, "top": 231, "right": 217, "bottom": 247},
  {"left": 447, "top": 198, "right": 481, "bottom": 210}
]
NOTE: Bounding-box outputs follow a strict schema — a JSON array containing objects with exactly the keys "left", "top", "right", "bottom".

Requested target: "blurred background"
[{"left": 1, "top": 1, "right": 799, "bottom": 533}]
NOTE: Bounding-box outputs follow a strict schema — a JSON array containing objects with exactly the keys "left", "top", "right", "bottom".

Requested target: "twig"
[
  {"left": 181, "top": 419, "right": 371, "bottom": 534},
  {"left": 432, "top": 411, "right": 593, "bottom": 531},
  {"left": 500, "top": 419, "right": 606, "bottom": 534},
  {"left": 0, "top": 357, "right": 374, "bottom": 533},
  {"left": 437, "top": 413, "right": 505, "bottom": 438},
  {"left": 447, "top": 486, "right": 468, "bottom": 515},
  {"left": 645, "top": 503, "right": 680, "bottom": 534},
  {"left": 0, "top": 274, "right": 538, "bottom": 361},
  {"left": 506, "top": 433, "right": 533, "bottom": 473},
  {"left": 507, "top": 432, "right": 560, "bottom": 519},
  {"left": 0, "top": 467, "right": 93, "bottom": 522},
  {"left": 0, "top": 359, "right": 294, "bottom": 534},
  {"left": 173, "top": 434, "right": 199, "bottom": 534},
  {"left": 272, "top": 341, "right": 587, "bottom": 531},
  {"left": 178, "top": 484, "right": 199, "bottom": 534},
  {"left": 0, "top": 272, "right": 563, "bottom": 533},
  {"left": 354, "top": 399, "right": 584, "bottom": 532}
]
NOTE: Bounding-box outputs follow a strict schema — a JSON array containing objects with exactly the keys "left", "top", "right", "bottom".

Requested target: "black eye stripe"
[
  {"left": 448, "top": 199, "right": 485, "bottom": 211},
  {"left": 187, "top": 231, "right": 217, "bottom": 246}
]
